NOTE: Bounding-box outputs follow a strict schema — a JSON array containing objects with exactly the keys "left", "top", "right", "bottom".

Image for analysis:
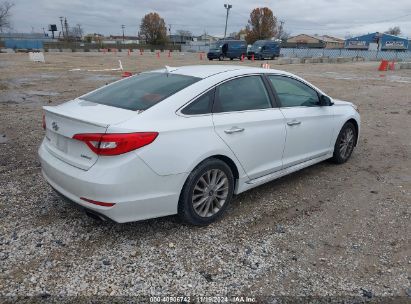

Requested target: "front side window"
[
  {"left": 82, "top": 72, "right": 200, "bottom": 111},
  {"left": 214, "top": 76, "right": 271, "bottom": 113},
  {"left": 268, "top": 76, "right": 319, "bottom": 107}
]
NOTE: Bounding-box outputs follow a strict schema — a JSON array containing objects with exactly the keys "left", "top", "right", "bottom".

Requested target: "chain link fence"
[
  {"left": 181, "top": 45, "right": 209, "bottom": 53},
  {"left": 280, "top": 48, "right": 411, "bottom": 61}
]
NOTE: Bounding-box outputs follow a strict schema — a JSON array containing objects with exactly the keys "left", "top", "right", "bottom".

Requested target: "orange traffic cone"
[
  {"left": 199, "top": 53, "right": 203, "bottom": 60},
  {"left": 251, "top": 54, "right": 255, "bottom": 61},
  {"left": 157, "top": 51, "right": 160, "bottom": 58},
  {"left": 378, "top": 60, "right": 389, "bottom": 71},
  {"left": 388, "top": 60, "right": 395, "bottom": 70},
  {"left": 241, "top": 54, "right": 244, "bottom": 62},
  {"left": 121, "top": 71, "right": 132, "bottom": 78}
]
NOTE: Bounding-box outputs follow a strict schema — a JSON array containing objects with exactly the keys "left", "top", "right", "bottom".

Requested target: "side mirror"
[{"left": 319, "top": 95, "right": 333, "bottom": 106}]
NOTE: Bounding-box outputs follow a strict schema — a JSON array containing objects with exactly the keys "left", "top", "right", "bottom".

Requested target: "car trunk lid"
[{"left": 43, "top": 99, "right": 137, "bottom": 170}]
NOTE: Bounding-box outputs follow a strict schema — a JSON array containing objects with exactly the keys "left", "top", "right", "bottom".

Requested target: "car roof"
[{"left": 153, "top": 65, "right": 288, "bottom": 79}]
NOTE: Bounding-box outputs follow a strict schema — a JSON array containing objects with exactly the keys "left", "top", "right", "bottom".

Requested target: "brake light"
[
  {"left": 73, "top": 132, "right": 158, "bottom": 156},
  {"left": 80, "top": 197, "right": 115, "bottom": 207},
  {"left": 42, "top": 113, "right": 46, "bottom": 130}
]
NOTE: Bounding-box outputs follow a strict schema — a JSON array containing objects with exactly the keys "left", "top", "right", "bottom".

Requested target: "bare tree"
[
  {"left": 176, "top": 30, "right": 192, "bottom": 37},
  {"left": 278, "top": 30, "right": 290, "bottom": 41},
  {"left": 385, "top": 26, "right": 401, "bottom": 36},
  {"left": 0, "top": 1, "right": 14, "bottom": 32},
  {"left": 70, "top": 24, "right": 84, "bottom": 40}
]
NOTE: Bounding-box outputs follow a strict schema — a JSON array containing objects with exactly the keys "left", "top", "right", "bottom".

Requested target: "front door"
[{"left": 267, "top": 75, "right": 335, "bottom": 168}]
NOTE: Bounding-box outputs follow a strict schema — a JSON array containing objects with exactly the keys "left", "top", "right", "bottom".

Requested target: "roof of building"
[
  {"left": 347, "top": 32, "right": 408, "bottom": 40},
  {"left": 109, "top": 35, "right": 139, "bottom": 40},
  {"left": 288, "top": 33, "right": 344, "bottom": 43}
]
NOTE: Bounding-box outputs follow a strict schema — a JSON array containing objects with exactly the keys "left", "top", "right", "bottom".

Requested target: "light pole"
[
  {"left": 223, "top": 4, "right": 232, "bottom": 38},
  {"left": 59, "top": 16, "right": 64, "bottom": 39},
  {"left": 121, "top": 24, "right": 125, "bottom": 43}
]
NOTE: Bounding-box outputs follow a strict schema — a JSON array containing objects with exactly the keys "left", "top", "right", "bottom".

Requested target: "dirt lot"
[{"left": 0, "top": 52, "right": 410, "bottom": 301}]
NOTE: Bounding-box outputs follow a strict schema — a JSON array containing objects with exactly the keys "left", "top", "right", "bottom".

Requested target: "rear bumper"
[{"left": 38, "top": 141, "right": 188, "bottom": 223}]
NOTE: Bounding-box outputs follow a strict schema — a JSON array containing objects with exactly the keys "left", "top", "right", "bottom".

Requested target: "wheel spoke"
[
  {"left": 194, "top": 184, "right": 205, "bottom": 193},
  {"left": 215, "top": 178, "right": 227, "bottom": 191},
  {"left": 340, "top": 144, "right": 347, "bottom": 156},
  {"left": 213, "top": 197, "right": 222, "bottom": 209},
  {"left": 215, "top": 171, "right": 224, "bottom": 184},
  {"left": 199, "top": 176, "right": 208, "bottom": 187},
  {"left": 192, "top": 193, "right": 204, "bottom": 200},
  {"left": 201, "top": 198, "right": 211, "bottom": 217},
  {"left": 193, "top": 196, "right": 208, "bottom": 208},
  {"left": 210, "top": 169, "right": 217, "bottom": 185}
]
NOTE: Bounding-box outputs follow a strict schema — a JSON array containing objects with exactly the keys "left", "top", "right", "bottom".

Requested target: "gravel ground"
[{"left": 0, "top": 52, "right": 410, "bottom": 302}]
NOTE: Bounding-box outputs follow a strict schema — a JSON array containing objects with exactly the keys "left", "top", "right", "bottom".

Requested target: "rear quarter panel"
[{"left": 109, "top": 114, "right": 246, "bottom": 177}]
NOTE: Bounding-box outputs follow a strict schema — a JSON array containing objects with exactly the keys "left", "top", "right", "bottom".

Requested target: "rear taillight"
[
  {"left": 73, "top": 132, "right": 158, "bottom": 156},
  {"left": 42, "top": 113, "right": 46, "bottom": 130}
]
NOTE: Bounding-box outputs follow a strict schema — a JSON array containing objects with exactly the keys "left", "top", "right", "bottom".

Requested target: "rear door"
[
  {"left": 267, "top": 75, "right": 335, "bottom": 168},
  {"left": 43, "top": 100, "right": 136, "bottom": 170},
  {"left": 212, "top": 75, "right": 286, "bottom": 179}
]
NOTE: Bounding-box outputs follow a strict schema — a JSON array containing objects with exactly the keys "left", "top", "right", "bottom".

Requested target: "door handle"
[
  {"left": 287, "top": 120, "right": 301, "bottom": 126},
  {"left": 224, "top": 127, "right": 245, "bottom": 134}
]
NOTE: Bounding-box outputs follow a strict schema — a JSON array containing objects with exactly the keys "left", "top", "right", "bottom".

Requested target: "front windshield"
[
  {"left": 252, "top": 41, "right": 265, "bottom": 49},
  {"left": 210, "top": 42, "right": 223, "bottom": 50}
]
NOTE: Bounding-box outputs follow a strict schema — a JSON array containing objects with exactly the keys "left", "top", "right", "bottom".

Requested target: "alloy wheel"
[
  {"left": 192, "top": 169, "right": 229, "bottom": 217},
  {"left": 339, "top": 127, "right": 355, "bottom": 160}
]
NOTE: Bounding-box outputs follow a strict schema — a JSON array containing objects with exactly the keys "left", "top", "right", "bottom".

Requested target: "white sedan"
[{"left": 39, "top": 65, "right": 360, "bottom": 225}]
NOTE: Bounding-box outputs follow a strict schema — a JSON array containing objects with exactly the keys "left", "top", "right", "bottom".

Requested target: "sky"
[{"left": 8, "top": 0, "right": 411, "bottom": 38}]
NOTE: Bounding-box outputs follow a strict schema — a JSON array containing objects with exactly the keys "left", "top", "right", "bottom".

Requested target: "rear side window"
[
  {"left": 82, "top": 72, "right": 200, "bottom": 111},
  {"left": 214, "top": 76, "right": 271, "bottom": 113},
  {"left": 181, "top": 89, "right": 214, "bottom": 115}
]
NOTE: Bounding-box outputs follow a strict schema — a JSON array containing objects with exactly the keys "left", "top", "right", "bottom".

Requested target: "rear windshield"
[{"left": 82, "top": 72, "right": 200, "bottom": 111}]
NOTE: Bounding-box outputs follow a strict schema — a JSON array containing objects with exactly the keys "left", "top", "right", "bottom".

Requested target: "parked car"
[
  {"left": 207, "top": 40, "right": 247, "bottom": 61},
  {"left": 247, "top": 40, "right": 281, "bottom": 60},
  {"left": 39, "top": 65, "right": 360, "bottom": 225}
]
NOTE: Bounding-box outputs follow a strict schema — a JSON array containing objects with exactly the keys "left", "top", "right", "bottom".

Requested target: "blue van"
[
  {"left": 207, "top": 40, "right": 247, "bottom": 61},
  {"left": 247, "top": 40, "right": 281, "bottom": 60}
]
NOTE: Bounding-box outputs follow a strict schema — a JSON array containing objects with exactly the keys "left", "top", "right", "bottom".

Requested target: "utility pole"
[
  {"left": 223, "top": 4, "right": 232, "bottom": 39},
  {"left": 64, "top": 17, "right": 69, "bottom": 41},
  {"left": 77, "top": 24, "right": 82, "bottom": 40},
  {"left": 59, "top": 16, "right": 64, "bottom": 39},
  {"left": 121, "top": 24, "right": 125, "bottom": 43},
  {"left": 168, "top": 24, "right": 174, "bottom": 46},
  {"left": 278, "top": 20, "right": 285, "bottom": 39}
]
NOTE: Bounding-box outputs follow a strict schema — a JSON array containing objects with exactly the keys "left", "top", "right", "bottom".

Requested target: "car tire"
[
  {"left": 332, "top": 121, "right": 356, "bottom": 164},
  {"left": 178, "top": 158, "right": 234, "bottom": 226},
  {"left": 218, "top": 55, "right": 224, "bottom": 61},
  {"left": 209, "top": 58, "right": 213, "bottom": 61},
  {"left": 230, "top": 57, "right": 233, "bottom": 61},
  {"left": 247, "top": 56, "right": 251, "bottom": 60}
]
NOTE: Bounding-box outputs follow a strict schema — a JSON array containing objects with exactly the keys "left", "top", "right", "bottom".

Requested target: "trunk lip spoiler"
[{"left": 43, "top": 105, "right": 109, "bottom": 128}]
